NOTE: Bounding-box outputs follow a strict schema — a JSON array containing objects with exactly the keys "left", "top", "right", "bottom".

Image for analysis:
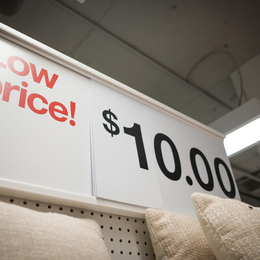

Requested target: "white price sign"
[
  {"left": 0, "top": 37, "right": 92, "bottom": 198},
  {"left": 90, "top": 80, "right": 240, "bottom": 214},
  {"left": 90, "top": 81, "right": 163, "bottom": 208}
]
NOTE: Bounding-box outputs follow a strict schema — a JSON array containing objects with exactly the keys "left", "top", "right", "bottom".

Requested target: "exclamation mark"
[{"left": 69, "top": 101, "right": 76, "bottom": 126}]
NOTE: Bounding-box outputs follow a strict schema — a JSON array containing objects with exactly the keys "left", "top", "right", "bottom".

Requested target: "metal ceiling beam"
[
  {"left": 237, "top": 167, "right": 260, "bottom": 195},
  {"left": 239, "top": 190, "right": 260, "bottom": 201},
  {"left": 54, "top": 0, "right": 232, "bottom": 111},
  {"left": 233, "top": 166, "right": 260, "bottom": 184},
  {"left": 252, "top": 187, "right": 260, "bottom": 195}
]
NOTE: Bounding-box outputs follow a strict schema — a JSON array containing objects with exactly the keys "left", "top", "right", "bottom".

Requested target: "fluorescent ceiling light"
[
  {"left": 209, "top": 98, "right": 260, "bottom": 157},
  {"left": 224, "top": 118, "right": 260, "bottom": 157}
]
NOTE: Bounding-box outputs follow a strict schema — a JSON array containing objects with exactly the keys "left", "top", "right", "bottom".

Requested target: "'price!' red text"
[{"left": 0, "top": 55, "right": 76, "bottom": 126}]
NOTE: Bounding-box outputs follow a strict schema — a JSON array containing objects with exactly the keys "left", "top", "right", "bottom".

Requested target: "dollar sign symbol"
[{"left": 102, "top": 109, "right": 120, "bottom": 137}]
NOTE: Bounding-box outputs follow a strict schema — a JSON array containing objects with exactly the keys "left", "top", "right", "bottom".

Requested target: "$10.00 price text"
[{"left": 102, "top": 108, "right": 236, "bottom": 198}]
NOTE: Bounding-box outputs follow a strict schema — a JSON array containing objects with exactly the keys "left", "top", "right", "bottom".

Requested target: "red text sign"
[{"left": 0, "top": 55, "right": 76, "bottom": 126}]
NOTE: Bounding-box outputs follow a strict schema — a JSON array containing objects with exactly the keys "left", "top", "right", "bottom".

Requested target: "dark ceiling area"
[{"left": 0, "top": 0, "right": 260, "bottom": 205}]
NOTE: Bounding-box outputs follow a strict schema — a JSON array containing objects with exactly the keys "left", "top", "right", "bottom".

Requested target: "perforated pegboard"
[{"left": 0, "top": 195, "right": 155, "bottom": 260}]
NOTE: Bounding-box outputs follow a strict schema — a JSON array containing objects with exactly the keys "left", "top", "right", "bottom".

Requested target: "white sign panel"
[
  {"left": 146, "top": 108, "right": 239, "bottom": 215},
  {"left": 91, "top": 80, "right": 240, "bottom": 215},
  {"left": 90, "top": 80, "right": 163, "bottom": 208},
  {"left": 0, "top": 37, "right": 92, "bottom": 197}
]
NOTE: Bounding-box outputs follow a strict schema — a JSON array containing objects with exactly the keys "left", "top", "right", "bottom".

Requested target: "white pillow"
[
  {"left": 0, "top": 201, "right": 111, "bottom": 260},
  {"left": 145, "top": 208, "right": 216, "bottom": 260},
  {"left": 192, "top": 192, "right": 260, "bottom": 260}
]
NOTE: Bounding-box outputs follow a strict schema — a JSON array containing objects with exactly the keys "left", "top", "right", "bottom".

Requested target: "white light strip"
[{"left": 224, "top": 118, "right": 260, "bottom": 157}]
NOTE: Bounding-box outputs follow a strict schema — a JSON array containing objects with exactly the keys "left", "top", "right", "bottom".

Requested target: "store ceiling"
[{"left": 1, "top": 0, "right": 260, "bottom": 205}]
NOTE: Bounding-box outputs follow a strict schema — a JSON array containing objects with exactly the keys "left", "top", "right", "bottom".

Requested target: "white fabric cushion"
[
  {"left": 192, "top": 192, "right": 260, "bottom": 260},
  {"left": 0, "top": 201, "right": 111, "bottom": 260},
  {"left": 145, "top": 208, "right": 216, "bottom": 260}
]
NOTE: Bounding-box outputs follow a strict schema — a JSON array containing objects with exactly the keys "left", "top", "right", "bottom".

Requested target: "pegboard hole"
[
  {"left": 119, "top": 227, "right": 122, "bottom": 231},
  {"left": 48, "top": 205, "right": 52, "bottom": 209},
  {"left": 91, "top": 212, "right": 94, "bottom": 216},
  {"left": 23, "top": 201, "right": 27, "bottom": 205},
  {"left": 101, "top": 225, "right": 104, "bottom": 229},
  {"left": 100, "top": 214, "right": 103, "bottom": 217},
  {"left": 118, "top": 216, "right": 121, "bottom": 220},
  {"left": 81, "top": 210, "right": 84, "bottom": 214},
  {"left": 135, "top": 230, "right": 138, "bottom": 233},
  {"left": 127, "top": 229, "right": 130, "bottom": 232},
  {"left": 110, "top": 226, "right": 113, "bottom": 230},
  {"left": 70, "top": 209, "right": 74, "bottom": 213},
  {"left": 119, "top": 239, "right": 122, "bottom": 243},
  {"left": 109, "top": 215, "right": 112, "bottom": 219},
  {"left": 129, "top": 252, "right": 132, "bottom": 255},
  {"left": 144, "top": 242, "right": 147, "bottom": 245},
  {"left": 143, "top": 231, "right": 146, "bottom": 234},
  {"left": 111, "top": 250, "right": 114, "bottom": 254},
  {"left": 59, "top": 207, "right": 63, "bottom": 211},
  {"left": 137, "top": 252, "right": 140, "bottom": 256},
  {"left": 110, "top": 238, "right": 113, "bottom": 242},
  {"left": 10, "top": 199, "right": 14, "bottom": 203},
  {"left": 120, "top": 251, "right": 123, "bottom": 254},
  {"left": 128, "top": 240, "right": 131, "bottom": 243},
  {"left": 36, "top": 203, "right": 40, "bottom": 207}
]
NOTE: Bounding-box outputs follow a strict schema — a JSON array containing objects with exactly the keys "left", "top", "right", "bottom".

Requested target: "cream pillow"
[
  {"left": 145, "top": 208, "right": 216, "bottom": 260},
  {"left": 0, "top": 201, "right": 111, "bottom": 260},
  {"left": 192, "top": 192, "right": 260, "bottom": 260}
]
